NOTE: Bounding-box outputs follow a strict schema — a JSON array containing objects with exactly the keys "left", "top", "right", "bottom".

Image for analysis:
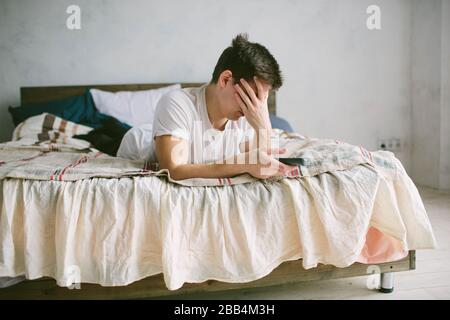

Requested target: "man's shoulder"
[
  {"left": 159, "top": 85, "right": 204, "bottom": 105},
  {"left": 156, "top": 85, "right": 207, "bottom": 117},
  {"left": 159, "top": 87, "right": 192, "bottom": 104},
  {"left": 156, "top": 88, "right": 195, "bottom": 112},
  {"left": 154, "top": 87, "right": 202, "bottom": 122}
]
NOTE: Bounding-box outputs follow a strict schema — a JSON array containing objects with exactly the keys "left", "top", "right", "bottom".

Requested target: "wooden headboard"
[{"left": 20, "top": 83, "right": 277, "bottom": 114}]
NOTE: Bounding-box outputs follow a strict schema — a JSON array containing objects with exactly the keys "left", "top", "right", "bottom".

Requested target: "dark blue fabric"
[
  {"left": 269, "top": 113, "right": 294, "bottom": 132},
  {"left": 8, "top": 90, "right": 131, "bottom": 131}
]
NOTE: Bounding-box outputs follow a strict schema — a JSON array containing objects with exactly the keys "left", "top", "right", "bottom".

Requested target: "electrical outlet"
[
  {"left": 376, "top": 138, "right": 401, "bottom": 152},
  {"left": 392, "top": 138, "right": 401, "bottom": 151},
  {"left": 376, "top": 138, "right": 387, "bottom": 150},
  {"left": 387, "top": 139, "right": 394, "bottom": 150}
]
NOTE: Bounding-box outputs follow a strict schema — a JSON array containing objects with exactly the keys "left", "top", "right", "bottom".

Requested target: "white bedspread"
[
  {"left": 0, "top": 114, "right": 437, "bottom": 290},
  {"left": 0, "top": 162, "right": 436, "bottom": 290}
]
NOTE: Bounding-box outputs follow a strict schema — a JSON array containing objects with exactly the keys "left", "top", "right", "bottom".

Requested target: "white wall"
[
  {"left": 411, "top": 0, "right": 450, "bottom": 190},
  {"left": 411, "top": 0, "right": 442, "bottom": 187},
  {"left": 0, "top": 0, "right": 413, "bottom": 170},
  {"left": 440, "top": 0, "right": 450, "bottom": 190}
]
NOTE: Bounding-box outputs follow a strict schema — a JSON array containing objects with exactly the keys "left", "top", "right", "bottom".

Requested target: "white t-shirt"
[{"left": 117, "top": 84, "right": 254, "bottom": 164}]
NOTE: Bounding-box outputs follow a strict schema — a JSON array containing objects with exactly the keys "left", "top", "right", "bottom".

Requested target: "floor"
[{"left": 164, "top": 186, "right": 450, "bottom": 300}]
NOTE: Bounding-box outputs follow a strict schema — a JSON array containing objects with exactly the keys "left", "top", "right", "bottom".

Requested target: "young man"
[{"left": 117, "top": 34, "right": 295, "bottom": 180}]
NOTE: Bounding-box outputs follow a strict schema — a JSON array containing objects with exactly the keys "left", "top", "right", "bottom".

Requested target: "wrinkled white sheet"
[{"left": 0, "top": 163, "right": 436, "bottom": 290}]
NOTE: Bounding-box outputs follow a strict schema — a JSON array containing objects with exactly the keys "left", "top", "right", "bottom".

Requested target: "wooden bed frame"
[
  {"left": 0, "top": 252, "right": 415, "bottom": 299},
  {"left": 0, "top": 83, "right": 415, "bottom": 299}
]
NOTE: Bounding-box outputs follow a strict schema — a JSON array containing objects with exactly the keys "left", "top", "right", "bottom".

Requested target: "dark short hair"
[{"left": 211, "top": 34, "right": 283, "bottom": 90}]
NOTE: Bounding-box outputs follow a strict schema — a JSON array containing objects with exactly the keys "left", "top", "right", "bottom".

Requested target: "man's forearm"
[{"left": 166, "top": 162, "right": 249, "bottom": 180}]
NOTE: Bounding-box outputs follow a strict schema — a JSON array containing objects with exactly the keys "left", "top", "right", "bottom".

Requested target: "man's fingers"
[
  {"left": 273, "top": 159, "right": 288, "bottom": 174},
  {"left": 240, "top": 78, "right": 259, "bottom": 104},
  {"left": 272, "top": 160, "right": 297, "bottom": 175},
  {"left": 267, "top": 147, "right": 286, "bottom": 155},
  {"left": 234, "top": 84, "right": 254, "bottom": 110},
  {"left": 286, "top": 164, "right": 298, "bottom": 172},
  {"left": 254, "top": 76, "right": 267, "bottom": 100},
  {"left": 254, "top": 76, "right": 269, "bottom": 101},
  {"left": 234, "top": 93, "right": 248, "bottom": 114},
  {"left": 259, "top": 158, "right": 299, "bottom": 179},
  {"left": 253, "top": 76, "right": 262, "bottom": 98}
]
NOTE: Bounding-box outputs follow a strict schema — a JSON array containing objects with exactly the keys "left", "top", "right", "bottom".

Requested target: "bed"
[{"left": 0, "top": 83, "right": 436, "bottom": 299}]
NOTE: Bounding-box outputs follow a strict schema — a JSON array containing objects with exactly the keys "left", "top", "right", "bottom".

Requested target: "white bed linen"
[
  {"left": 0, "top": 163, "right": 436, "bottom": 290},
  {"left": 0, "top": 114, "right": 437, "bottom": 290}
]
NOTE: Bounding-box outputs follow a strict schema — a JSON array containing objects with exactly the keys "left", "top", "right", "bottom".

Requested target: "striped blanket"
[{"left": 0, "top": 113, "right": 401, "bottom": 186}]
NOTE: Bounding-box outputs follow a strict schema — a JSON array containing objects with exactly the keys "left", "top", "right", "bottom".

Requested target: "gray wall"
[
  {"left": 440, "top": 0, "right": 450, "bottom": 190},
  {"left": 0, "top": 0, "right": 440, "bottom": 179},
  {"left": 411, "top": 0, "right": 450, "bottom": 190}
]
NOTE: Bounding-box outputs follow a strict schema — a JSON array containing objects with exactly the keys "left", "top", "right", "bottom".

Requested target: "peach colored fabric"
[{"left": 357, "top": 227, "right": 408, "bottom": 264}]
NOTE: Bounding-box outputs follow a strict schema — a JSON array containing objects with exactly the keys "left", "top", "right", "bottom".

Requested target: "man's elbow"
[
  {"left": 168, "top": 169, "right": 186, "bottom": 181},
  {"left": 160, "top": 163, "right": 186, "bottom": 181}
]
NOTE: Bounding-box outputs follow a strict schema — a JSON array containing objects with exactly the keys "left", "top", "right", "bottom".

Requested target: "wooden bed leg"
[{"left": 379, "top": 272, "right": 394, "bottom": 293}]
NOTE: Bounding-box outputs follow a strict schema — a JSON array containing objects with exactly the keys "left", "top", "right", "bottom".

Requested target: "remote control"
[{"left": 277, "top": 158, "right": 306, "bottom": 166}]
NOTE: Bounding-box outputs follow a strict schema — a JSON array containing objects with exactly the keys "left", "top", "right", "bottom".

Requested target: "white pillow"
[{"left": 90, "top": 84, "right": 181, "bottom": 127}]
